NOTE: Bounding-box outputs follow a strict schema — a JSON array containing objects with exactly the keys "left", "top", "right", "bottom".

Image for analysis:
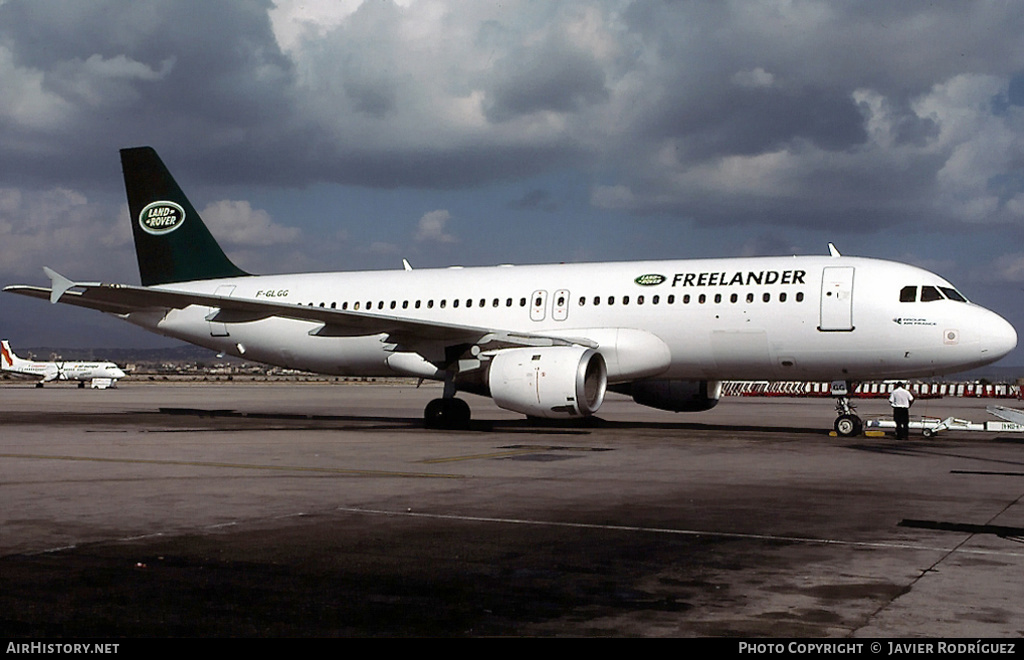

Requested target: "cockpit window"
[
  {"left": 940, "top": 287, "right": 967, "bottom": 302},
  {"left": 900, "top": 284, "right": 969, "bottom": 303}
]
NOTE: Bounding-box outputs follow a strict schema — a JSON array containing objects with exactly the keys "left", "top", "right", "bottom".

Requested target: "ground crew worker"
[{"left": 889, "top": 382, "right": 914, "bottom": 440}]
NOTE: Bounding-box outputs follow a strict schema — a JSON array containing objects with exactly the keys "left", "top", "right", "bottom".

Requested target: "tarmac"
[{"left": 2, "top": 381, "right": 1023, "bottom": 637}]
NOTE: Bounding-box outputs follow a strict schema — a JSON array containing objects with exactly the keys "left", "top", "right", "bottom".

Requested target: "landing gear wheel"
[
  {"left": 834, "top": 414, "right": 863, "bottom": 437},
  {"left": 424, "top": 397, "right": 471, "bottom": 429},
  {"left": 78, "top": 381, "right": 85, "bottom": 389}
]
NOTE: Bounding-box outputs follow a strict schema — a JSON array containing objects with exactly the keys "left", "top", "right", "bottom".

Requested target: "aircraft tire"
[
  {"left": 834, "top": 414, "right": 862, "bottom": 437},
  {"left": 424, "top": 397, "right": 471, "bottom": 429}
]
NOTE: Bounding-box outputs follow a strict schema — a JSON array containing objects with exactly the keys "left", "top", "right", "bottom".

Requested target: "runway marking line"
[
  {"left": 0, "top": 452, "right": 462, "bottom": 479},
  {"left": 335, "top": 507, "right": 1024, "bottom": 559}
]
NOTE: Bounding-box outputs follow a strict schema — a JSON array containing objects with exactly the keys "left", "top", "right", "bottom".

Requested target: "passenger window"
[
  {"left": 762, "top": 293, "right": 770, "bottom": 303},
  {"left": 453, "top": 299, "right": 460, "bottom": 308},
  {"left": 608, "top": 296, "right": 615, "bottom": 305},
  {"left": 698, "top": 294, "right": 706, "bottom": 304},
  {"left": 520, "top": 298, "right": 527, "bottom": 307},
  {"left": 900, "top": 286, "right": 917, "bottom": 303},
  {"left": 667, "top": 294, "right": 675, "bottom": 304},
  {"left": 623, "top": 295, "right": 630, "bottom": 305},
  {"left": 714, "top": 294, "right": 721, "bottom": 303},
  {"left": 354, "top": 302, "right": 361, "bottom": 310},
  {"left": 730, "top": 293, "right": 738, "bottom": 303},
  {"left": 796, "top": 292, "right": 804, "bottom": 302},
  {"left": 578, "top": 296, "right": 586, "bottom": 306},
  {"left": 593, "top": 296, "right": 600, "bottom": 305},
  {"left": 653, "top": 295, "right": 659, "bottom": 304},
  {"left": 779, "top": 292, "right": 787, "bottom": 302},
  {"left": 683, "top": 294, "right": 690, "bottom": 304},
  {"left": 746, "top": 293, "right": 754, "bottom": 303},
  {"left": 921, "top": 286, "right": 943, "bottom": 302}
]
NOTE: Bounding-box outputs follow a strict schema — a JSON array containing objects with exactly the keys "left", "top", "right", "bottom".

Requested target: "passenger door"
[{"left": 819, "top": 267, "right": 855, "bottom": 331}]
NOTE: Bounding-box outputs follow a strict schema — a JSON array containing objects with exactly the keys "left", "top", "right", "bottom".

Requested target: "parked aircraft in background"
[
  {"left": 1, "top": 340, "right": 125, "bottom": 388},
  {"left": 3, "top": 148, "right": 1017, "bottom": 432}
]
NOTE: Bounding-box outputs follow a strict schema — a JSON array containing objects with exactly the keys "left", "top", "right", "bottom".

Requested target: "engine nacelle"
[
  {"left": 626, "top": 379, "right": 721, "bottom": 412},
  {"left": 488, "top": 347, "right": 607, "bottom": 418}
]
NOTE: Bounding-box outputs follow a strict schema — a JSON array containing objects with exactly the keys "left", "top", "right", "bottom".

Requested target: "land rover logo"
[
  {"left": 139, "top": 201, "right": 185, "bottom": 235},
  {"left": 634, "top": 273, "right": 666, "bottom": 286}
]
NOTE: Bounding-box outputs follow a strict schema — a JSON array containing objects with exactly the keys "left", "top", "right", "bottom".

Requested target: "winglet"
[
  {"left": 827, "top": 243, "right": 841, "bottom": 257},
  {"left": 43, "top": 267, "right": 75, "bottom": 304}
]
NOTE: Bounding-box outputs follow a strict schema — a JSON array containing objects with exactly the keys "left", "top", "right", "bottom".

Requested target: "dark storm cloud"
[
  {"left": 1, "top": 0, "right": 1023, "bottom": 224},
  {"left": 483, "top": 38, "right": 609, "bottom": 122},
  {"left": 647, "top": 84, "right": 868, "bottom": 160},
  {"left": 507, "top": 189, "right": 560, "bottom": 212},
  {"left": 0, "top": 0, "right": 296, "bottom": 185}
]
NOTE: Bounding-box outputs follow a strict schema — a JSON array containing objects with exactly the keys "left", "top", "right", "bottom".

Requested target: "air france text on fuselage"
[{"left": 671, "top": 270, "right": 806, "bottom": 287}]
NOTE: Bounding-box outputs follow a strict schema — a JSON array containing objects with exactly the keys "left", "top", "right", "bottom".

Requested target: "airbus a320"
[{"left": 3, "top": 148, "right": 1016, "bottom": 433}]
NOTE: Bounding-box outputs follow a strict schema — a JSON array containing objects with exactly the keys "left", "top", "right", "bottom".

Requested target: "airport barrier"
[{"left": 720, "top": 381, "right": 1021, "bottom": 399}]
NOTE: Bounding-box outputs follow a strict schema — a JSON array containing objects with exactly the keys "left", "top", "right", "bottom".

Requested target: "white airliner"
[
  {"left": 1, "top": 340, "right": 126, "bottom": 388},
  {"left": 2, "top": 147, "right": 1017, "bottom": 432}
]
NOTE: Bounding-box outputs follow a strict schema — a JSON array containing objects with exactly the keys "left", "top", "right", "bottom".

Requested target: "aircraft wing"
[
  {"left": 3, "top": 270, "right": 596, "bottom": 354},
  {"left": 987, "top": 405, "right": 1024, "bottom": 426}
]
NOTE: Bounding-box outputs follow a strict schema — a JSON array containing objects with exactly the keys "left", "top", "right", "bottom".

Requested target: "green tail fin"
[{"left": 121, "top": 147, "right": 249, "bottom": 286}]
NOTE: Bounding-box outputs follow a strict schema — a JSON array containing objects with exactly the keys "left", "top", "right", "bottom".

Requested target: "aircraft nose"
[{"left": 980, "top": 310, "right": 1017, "bottom": 362}]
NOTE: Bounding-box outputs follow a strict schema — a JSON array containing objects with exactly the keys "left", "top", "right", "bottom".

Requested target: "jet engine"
[
  {"left": 487, "top": 346, "right": 607, "bottom": 418},
  {"left": 619, "top": 379, "right": 721, "bottom": 412}
]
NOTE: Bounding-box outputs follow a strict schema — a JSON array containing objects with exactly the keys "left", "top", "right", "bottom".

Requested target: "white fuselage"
[
  {"left": 3, "top": 359, "right": 125, "bottom": 383},
  {"left": 124, "top": 255, "right": 1016, "bottom": 384}
]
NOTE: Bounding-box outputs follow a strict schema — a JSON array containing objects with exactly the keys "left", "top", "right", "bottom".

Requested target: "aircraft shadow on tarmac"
[{"left": 156, "top": 406, "right": 826, "bottom": 436}]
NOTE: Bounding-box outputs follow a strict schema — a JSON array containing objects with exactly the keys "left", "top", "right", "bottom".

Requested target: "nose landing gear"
[{"left": 832, "top": 381, "right": 863, "bottom": 437}]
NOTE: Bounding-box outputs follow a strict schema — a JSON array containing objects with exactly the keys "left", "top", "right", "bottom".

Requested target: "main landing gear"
[
  {"left": 423, "top": 375, "right": 471, "bottom": 429},
  {"left": 424, "top": 397, "right": 471, "bottom": 429}
]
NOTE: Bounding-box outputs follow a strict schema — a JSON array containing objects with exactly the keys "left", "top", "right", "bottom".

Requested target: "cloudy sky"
[{"left": 2, "top": 0, "right": 1024, "bottom": 365}]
